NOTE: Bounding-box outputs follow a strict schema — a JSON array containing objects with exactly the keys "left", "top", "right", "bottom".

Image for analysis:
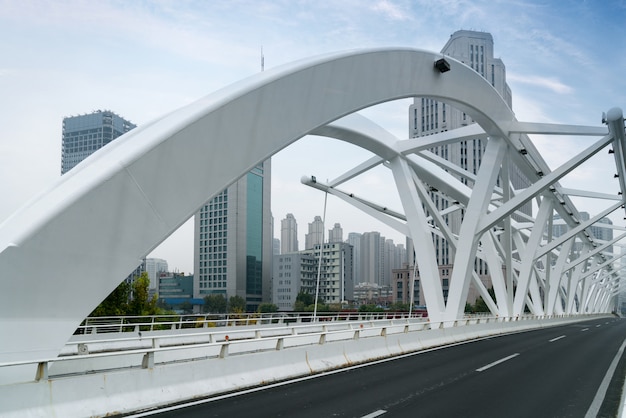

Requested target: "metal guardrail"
[
  {"left": 74, "top": 311, "right": 428, "bottom": 334},
  {"left": 0, "top": 313, "right": 598, "bottom": 383}
]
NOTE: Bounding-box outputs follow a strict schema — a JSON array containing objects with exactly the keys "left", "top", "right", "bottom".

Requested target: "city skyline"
[{"left": 2, "top": 1, "right": 626, "bottom": 274}]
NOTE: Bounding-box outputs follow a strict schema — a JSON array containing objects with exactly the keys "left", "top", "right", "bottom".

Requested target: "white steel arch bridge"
[{"left": 0, "top": 48, "right": 624, "bottom": 366}]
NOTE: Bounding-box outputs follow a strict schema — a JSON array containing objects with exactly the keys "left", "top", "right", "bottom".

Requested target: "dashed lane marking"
[
  {"left": 476, "top": 353, "right": 520, "bottom": 372},
  {"left": 549, "top": 335, "right": 566, "bottom": 342}
]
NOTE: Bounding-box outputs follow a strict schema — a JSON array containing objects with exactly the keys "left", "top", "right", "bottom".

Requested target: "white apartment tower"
[
  {"left": 193, "top": 161, "right": 272, "bottom": 312},
  {"left": 328, "top": 223, "right": 343, "bottom": 244},
  {"left": 305, "top": 216, "right": 324, "bottom": 250},
  {"left": 280, "top": 213, "right": 299, "bottom": 254}
]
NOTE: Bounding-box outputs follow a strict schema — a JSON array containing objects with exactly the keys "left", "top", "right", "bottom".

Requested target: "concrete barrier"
[{"left": 0, "top": 315, "right": 606, "bottom": 417}]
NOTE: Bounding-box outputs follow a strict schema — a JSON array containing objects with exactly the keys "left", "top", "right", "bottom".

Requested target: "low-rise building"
[
  {"left": 273, "top": 242, "right": 354, "bottom": 310},
  {"left": 158, "top": 272, "right": 202, "bottom": 313}
]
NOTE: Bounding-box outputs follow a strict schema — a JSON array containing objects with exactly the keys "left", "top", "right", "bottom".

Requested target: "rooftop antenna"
[{"left": 261, "top": 46, "right": 265, "bottom": 72}]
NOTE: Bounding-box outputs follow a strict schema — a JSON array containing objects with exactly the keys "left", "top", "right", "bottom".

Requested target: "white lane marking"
[
  {"left": 585, "top": 337, "right": 626, "bottom": 417},
  {"left": 549, "top": 335, "right": 566, "bottom": 342},
  {"left": 581, "top": 328, "right": 589, "bottom": 332},
  {"left": 362, "top": 410, "right": 387, "bottom": 418},
  {"left": 596, "top": 324, "right": 601, "bottom": 327},
  {"left": 476, "top": 353, "right": 520, "bottom": 372}
]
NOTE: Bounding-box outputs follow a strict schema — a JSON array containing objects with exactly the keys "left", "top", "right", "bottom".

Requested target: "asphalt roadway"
[{"left": 129, "top": 317, "right": 626, "bottom": 418}]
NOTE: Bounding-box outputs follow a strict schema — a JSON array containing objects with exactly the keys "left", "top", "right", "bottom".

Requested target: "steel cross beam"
[{"left": 305, "top": 108, "right": 623, "bottom": 324}]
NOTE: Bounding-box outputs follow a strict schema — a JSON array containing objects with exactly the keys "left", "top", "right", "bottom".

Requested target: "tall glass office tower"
[
  {"left": 61, "top": 110, "right": 136, "bottom": 174},
  {"left": 193, "top": 160, "right": 272, "bottom": 312}
]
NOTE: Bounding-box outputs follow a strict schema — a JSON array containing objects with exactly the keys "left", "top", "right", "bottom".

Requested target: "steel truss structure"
[
  {"left": 0, "top": 48, "right": 623, "bottom": 364},
  {"left": 304, "top": 109, "right": 625, "bottom": 323}
]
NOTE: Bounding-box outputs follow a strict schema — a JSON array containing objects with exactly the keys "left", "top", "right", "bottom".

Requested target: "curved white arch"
[{"left": 0, "top": 48, "right": 519, "bottom": 364}]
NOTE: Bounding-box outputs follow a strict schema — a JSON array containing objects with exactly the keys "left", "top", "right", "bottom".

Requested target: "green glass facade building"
[{"left": 193, "top": 160, "right": 272, "bottom": 311}]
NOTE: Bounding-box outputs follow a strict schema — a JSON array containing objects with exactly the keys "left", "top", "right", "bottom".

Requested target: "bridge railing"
[
  {"left": 74, "top": 311, "right": 428, "bottom": 335},
  {"left": 0, "top": 313, "right": 600, "bottom": 385}
]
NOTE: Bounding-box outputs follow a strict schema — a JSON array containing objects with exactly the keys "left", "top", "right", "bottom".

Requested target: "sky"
[{"left": 2, "top": 0, "right": 626, "bottom": 274}]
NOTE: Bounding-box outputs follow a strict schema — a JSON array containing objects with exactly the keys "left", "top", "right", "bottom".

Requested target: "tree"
[
  {"left": 469, "top": 287, "right": 496, "bottom": 314},
  {"left": 296, "top": 291, "right": 314, "bottom": 306},
  {"left": 203, "top": 294, "right": 227, "bottom": 313},
  {"left": 305, "top": 303, "right": 330, "bottom": 312},
  {"left": 294, "top": 291, "right": 314, "bottom": 311},
  {"left": 128, "top": 272, "right": 159, "bottom": 316},
  {"left": 257, "top": 303, "right": 278, "bottom": 313},
  {"left": 180, "top": 301, "right": 193, "bottom": 314},
  {"left": 228, "top": 295, "right": 246, "bottom": 313},
  {"left": 358, "top": 304, "right": 384, "bottom": 313},
  {"left": 388, "top": 302, "right": 410, "bottom": 312},
  {"left": 473, "top": 296, "right": 489, "bottom": 313},
  {"left": 90, "top": 280, "right": 130, "bottom": 316}
]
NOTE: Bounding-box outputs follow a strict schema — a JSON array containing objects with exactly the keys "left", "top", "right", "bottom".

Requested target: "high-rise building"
[
  {"left": 193, "top": 160, "right": 272, "bottom": 312},
  {"left": 281, "top": 213, "right": 299, "bottom": 254},
  {"left": 328, "top": 223, "right": 343, "bottom": 244},
  {"left": 145, "top": 258, "right": 169, "bottom": 292},
  {"left": 305, "top": 216, "right": 324, "bottom": 250},
  {"left": 273, "top": 238, "right": 281, "bottom": 255},
  {"left": 360, "top": 232, "right": 385, "bottom": 286},
  {"left": 384, "top": 239, "right": 400, "bottom": 287},
  {"left": 347, "top": 232, "right": 362, "bottom": 284},
  {"left": 407, "top": 30, "right": 529, "bottom": 303},
  {"left": 61, "top": 110, "right": 136, "bottom": 175}
]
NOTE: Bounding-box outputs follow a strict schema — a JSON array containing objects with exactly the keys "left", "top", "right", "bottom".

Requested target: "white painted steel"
[
  {"left": 305, "top": 110, "right": 623, "bottom": 321},
  {"left": 0, "top": 48, "right": 623, "bottom": 368}
]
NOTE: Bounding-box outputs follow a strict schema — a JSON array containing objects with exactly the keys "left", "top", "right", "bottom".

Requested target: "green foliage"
[
  {"left": 90, "top": 280, "right": 130, "bottom": 316},
  {"left": 358, "top": 304, "right": 385, "bottom": 313},
  {"left": 294, "top": 291, "right": 316, "bottom": 311},
  {"left": 228, "top": 295, "right": 246, "bottom": 313},
  {"left": 473, "top": 296, "right": 489, "bottom": 313},
  {"left": 327, "top": 303, "right": 344, "bottom": 312},
  {"left": 293, "top": 291, "right": 332, "bottom": 312},
  {"left": 129, "top": 272, "right": 159, "bottom": 316},
  {"left": 296, "top": 291, "right": 314, "bottom": 306},
  {"left": 257, "top": 303, "right": 278, "bottom": 313},
  {"left": 304, "top": 303, "right": 330, "bottom": 312},
  {"left": 179, "top": 301, "right": 193, "bottom": 314},
  {"left": 203, "top": 294, "right": 227, "bottom": 313},
  {"left": 466, "top": 287, "right": 496, "bottom": 313},
  {"left": 90, "top": 271, "right": 161, "bottom": 317},
  {"left": 388, "top": 302, "right": 410, "bottom": 312}
]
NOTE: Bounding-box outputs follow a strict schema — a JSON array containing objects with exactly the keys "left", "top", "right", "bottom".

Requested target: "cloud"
[
  {"left": 507, "top": 73, "right": 573, "bottom": 95},
  {"left": 371, "top": 0, "right": 411, "bottom": 21},
  {"left": 527, "top": 29, "right": 591, "bottom": 67}
]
